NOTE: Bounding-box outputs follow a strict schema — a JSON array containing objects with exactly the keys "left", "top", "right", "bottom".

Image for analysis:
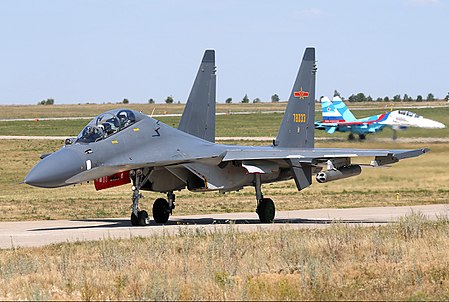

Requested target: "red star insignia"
[{"left": 293, "top": 88, "right": 309, "bottom": 99}]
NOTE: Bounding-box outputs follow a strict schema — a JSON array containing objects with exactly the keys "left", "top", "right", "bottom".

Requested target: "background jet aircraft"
[
  {"left": 315, "top": 96, "right": 445, "bottom": 140},
  {"left": 25, "top": 48, "right": 428, "bottom": 226}
]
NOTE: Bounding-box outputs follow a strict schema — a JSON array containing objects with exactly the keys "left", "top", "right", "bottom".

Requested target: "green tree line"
[
  {"left": 90, "top": 91, "right": 449, "bottom": 105},
  {"left": 345, "top": 92, "right": 444, "bottom": 103}
]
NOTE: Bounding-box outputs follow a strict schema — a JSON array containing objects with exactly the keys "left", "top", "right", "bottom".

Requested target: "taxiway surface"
[{"left": 0, "top": 204, "right": 447, "bottom": 249}]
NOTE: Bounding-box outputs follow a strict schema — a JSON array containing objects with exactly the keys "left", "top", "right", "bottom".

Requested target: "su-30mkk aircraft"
[{"left": 25, "top": 48, "right": 428, "bottom": 225}]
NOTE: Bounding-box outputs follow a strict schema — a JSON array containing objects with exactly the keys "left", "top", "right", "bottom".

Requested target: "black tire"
[
  {"left": 257, "top": 198, "right": 275, "bottom": 223},
  {"left": 153, "top": 198, "right": 170, "bottom": 224},
  {"left": 359, "top": 134, "right": 366, "bottom": 140},
  {"left": 137, "top": 210, "right": 149, "bottom": 226},
  {"left": 131, "top": 212, "right": 139, "bottom": 226},
  {"left": 348, "top": 133, "right": 355, "bottom": 141}
]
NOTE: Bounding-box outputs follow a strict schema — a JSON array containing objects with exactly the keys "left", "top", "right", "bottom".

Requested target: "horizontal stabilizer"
[{"left": 326, "top": 126, "right": 337, "bottom": 134}]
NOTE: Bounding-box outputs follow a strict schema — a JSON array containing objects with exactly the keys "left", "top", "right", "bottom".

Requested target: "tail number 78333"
[{"left": 293, "top": 113, "right": 307, "bottom": 123}]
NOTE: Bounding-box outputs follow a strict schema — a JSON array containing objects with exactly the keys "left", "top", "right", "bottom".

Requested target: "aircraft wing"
[
  {"left": 316, "top": 113, "right": 389, "bottom": 127},
  {"left": 316, "top": 121, "right": 372, "bottom": 127},
  {"left": 65, "top": 146, "right": 427, "bottom": 185},
  {"left": 314, "top": 121, "right": 338, "bottom": 133},
  {"left": 314, "top": 121, "right": 338, "bottom": 128},
  {"left": 222, "top": 147, "right": 429, "bottom": 165}
]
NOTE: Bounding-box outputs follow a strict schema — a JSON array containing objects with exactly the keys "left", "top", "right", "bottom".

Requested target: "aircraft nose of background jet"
[
  {"left": 25, "top": 149, "right": 86, "bottom": 188},
  {"left": 423, "top": 118, "right": 446, "bottom": 129},
  {"left": 433, "top": 121, "right": 446, "bottom": 129}
]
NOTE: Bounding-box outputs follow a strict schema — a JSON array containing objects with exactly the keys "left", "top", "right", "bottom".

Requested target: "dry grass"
[
  {"left": 2, "top": 105, "right": 449, "bottom": 140},
  {"left": 0, "top": 103, "right": 289, "bottom": 119},
  {"left": 0, "top": 101, "right": 447, "bottom": 118},
  {"left": 0, "top": 214, "right": 448, "bottom": 300},
  {"left": 1, "top": 139, "right": 448, "bottom": 221}
]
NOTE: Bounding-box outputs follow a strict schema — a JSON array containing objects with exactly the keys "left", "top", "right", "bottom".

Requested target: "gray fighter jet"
[{"left": 25, "top": 48, "right": 428, "bottom": 225}]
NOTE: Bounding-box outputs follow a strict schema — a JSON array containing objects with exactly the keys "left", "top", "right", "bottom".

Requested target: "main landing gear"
[
  {"left": 129, "top": 169, "right": 175, "bottom": 226},
  {"left": 348, "top": 133, "right": 366, "bottom": 141},
  {"left": 254, "top": 174, "right": 275, "bottom": 223},
  {"left": 152, "top": 192, "right": 175, "bottom": 224}
]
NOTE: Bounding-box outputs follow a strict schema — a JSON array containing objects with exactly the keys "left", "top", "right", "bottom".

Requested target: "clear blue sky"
[{"left": 0, "top": 0, "right": 448, "bottom": 104}]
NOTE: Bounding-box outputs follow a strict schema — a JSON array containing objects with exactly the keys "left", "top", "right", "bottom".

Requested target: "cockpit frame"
[
  {"left": 76, "top": 109, "right": 138, "bottom": 144},
  {"left": 397, "top": 110, "right": 421, "bottom": 119}
]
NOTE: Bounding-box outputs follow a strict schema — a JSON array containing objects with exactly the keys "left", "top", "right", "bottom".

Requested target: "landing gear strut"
[
  {"left": 152, "top": 192, "right": 175, "bottom": 224},
  {"left": 130, "top": 169, "right": 151, "bottom": 226},
  {"left": 392, "top": 129, "right": 397, "bottom": 140},
  {"left": 254, "top": 174, "right": 275, "bottom": 223}
]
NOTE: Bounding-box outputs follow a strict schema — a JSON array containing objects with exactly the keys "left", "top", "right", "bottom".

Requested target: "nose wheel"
[
  {"left": 129, "top": 170, "right": 176, "bottom": 226},
  {"left": 131, "top": 210, "right": 149, "bottom": 226}
]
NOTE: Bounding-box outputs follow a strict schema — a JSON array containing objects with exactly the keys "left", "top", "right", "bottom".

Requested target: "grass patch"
[
  {"left": 0, "top": 103, "right": 289, "bottom": 119},
  {"left": 0, "top": 214, "right": 448, "bottom": 300},
  {"left": 0, "top": 108, "right": 449, "bottom": 138},
  {"left": 1, "top": 105, "right": 449, "bottom": 138},
  {"left": 0, "top": 101, "right": 446, "bottom": 118}
]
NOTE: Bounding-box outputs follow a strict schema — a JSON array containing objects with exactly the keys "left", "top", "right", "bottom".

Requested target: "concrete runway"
[{"left": 0, "top": 204, "right": 447, "bottom": 249}]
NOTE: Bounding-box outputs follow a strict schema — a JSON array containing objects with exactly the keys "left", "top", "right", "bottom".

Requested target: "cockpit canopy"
[
  {"left": 397, "top": 110, "right": 421, "bottom": 118},
  {"left": 76, "top": 109, "right": 142, "bottom": 143}
]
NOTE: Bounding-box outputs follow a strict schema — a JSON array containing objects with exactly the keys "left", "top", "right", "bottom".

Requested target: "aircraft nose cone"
[
  {"left": 25, "top": 149, "right": 86, "bottom": 188},
  {"left": 422, "top": 119, "right": 446, "bottom": 129},
  {"left": 434, "top": 121, "right": 446, "bottom": 129}
]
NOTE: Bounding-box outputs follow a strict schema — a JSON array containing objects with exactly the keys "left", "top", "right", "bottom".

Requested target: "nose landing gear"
[
  {"left": 130, "top": 169, "right": 150, "bottom": 226},
  {"left": 129, "top": 169, "right": 176, "bottom": 226}
]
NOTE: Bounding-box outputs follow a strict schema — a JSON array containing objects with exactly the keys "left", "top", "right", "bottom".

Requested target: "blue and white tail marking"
[
  {"left": 332, "top": 96, "right": 357, "bottom": 122},
  {"left": 320, "top": 97, "right": 342, "bottom": 134},
  {"left": 321, "top": 97, "right": 344, "bottom": 123}
]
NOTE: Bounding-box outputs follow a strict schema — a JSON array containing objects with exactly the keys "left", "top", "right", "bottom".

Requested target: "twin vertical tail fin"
[
  {"left": 321, "top": 96, "right": 344, "bottom": 123},
  {"left": 178, "top": 50, "right": 216, "bottom": 142},
  {"left": 332, "top": 96, "right": 357, "bottom": 122},
  {"left": 274, "top": 48, "right": 316, "bottom": 148},
  {"left": 320, "top": 97, "right": 340, "bottom": 134}
]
